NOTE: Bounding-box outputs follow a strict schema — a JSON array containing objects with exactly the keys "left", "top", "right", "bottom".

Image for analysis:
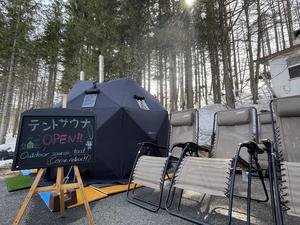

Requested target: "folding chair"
[
  {"left": 212, "top": 108, "right": 269, "bottom": 202},
  {"left": 269, "top": 95, "right": 300, "bottom": 225},
  {"left": 127, "top": 109, "right": 199, "bottom": 212},
  {"left": 166, "top": 107, "right": 269, "bottom": 225}
]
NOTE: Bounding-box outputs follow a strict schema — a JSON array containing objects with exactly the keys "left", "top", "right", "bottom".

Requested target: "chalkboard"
[{"left": 12, "top": 109, "right": 96, "bottom": 170}]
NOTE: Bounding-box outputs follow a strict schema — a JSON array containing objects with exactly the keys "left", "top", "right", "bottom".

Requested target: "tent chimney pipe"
[
  {"left": 99, "top": 54, "right": 104, "bottom": 83},
  {"left": 80, "top": 71, "right": 85, "bottom": 80}
]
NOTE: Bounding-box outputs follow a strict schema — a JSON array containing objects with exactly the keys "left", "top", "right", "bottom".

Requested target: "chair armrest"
[
  {"left": 240, "top": 141, "right": 265, "bottom": 155},
  {"left": 198, "top": 145, "right": 210, "bottom": 153},
  {"left": 260, "top": 139, "right": 272, "bottom": 153},
  {"left": 137, "top": 142, "right": 168, "bottom": 150},
  {"left": 172, "top": 142, "right": 209, "bottom": 157}
]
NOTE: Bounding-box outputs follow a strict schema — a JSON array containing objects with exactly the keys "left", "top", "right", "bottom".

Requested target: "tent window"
[
  {"left": 82, "top": 94, "right": 97, "bottom": 108},
  {"left": 288, "top": 64, "right": 300, "bottom": 79},
  {"left": 136, "top": 99, "right": 150, "bottom": 110}
]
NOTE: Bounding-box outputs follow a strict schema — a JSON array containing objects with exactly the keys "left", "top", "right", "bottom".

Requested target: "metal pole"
[
  {"left": 99, "top": 55, "right": 104, "bottom": 83},
  {"left": 80, "top": 71, "right": 85, "bottom": 80},
  {"left": 62, "top": 94, "right": 68, "bottom": 108}
]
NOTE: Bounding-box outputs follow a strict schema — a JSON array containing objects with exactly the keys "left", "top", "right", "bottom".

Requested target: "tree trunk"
[
  {"left": 169, "top": 49, "right": 177, "bottom": 111},
  {"left": 179, "top": 53, "right": 185, "bottom": 109},
  {"left": 164, "top": 53, "right": 168, "bottom": 109},
  {"left": 244, "top": 0, "right": 258, "bottom": 104},
  {"left": 277, "top": 0, "right": 286, "bottom": 49},
  {"left": 201, "top": 46, "right": 208, "bottom": 105},
  {"left": 159, "top": 50, "right": 164, "bottom": 105},
  {"left": 147, "top": 52, "right": 151, "bottom": 92},
  {"left": 254, "top": 0, "right": 263, "bottom": 104},
  {"left": 269, "top": 0, "right": 279, "bottom": 51},
  {"left": 206, "top": 1, "right": 221, "bottom": 104},
  {"left": 219, "top": 0, "right": 235, "bottom": 108},
  {"left": 0, "top": 39, "right": 16, "bottom": 144},
  {"left": 184, "top": 14, "right": 193, "bottom": 109},
  {"left": 13, "top": 81, "right": 24, "bottom": 136}
]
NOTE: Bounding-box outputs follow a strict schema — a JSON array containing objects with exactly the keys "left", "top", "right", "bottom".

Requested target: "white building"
[{"left": 262, "top": 42, "right": 300, "bottom": 98}]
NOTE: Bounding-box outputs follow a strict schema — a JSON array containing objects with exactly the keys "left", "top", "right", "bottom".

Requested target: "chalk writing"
[
  {"left": 27, "top": 118, "right": 92, "bottom": 132},
  {"left": 42, "top": 133, "right": 83, "bottom": 146},
  {"left": 20, "top": 150, "right": 50, "bottom": 160}
]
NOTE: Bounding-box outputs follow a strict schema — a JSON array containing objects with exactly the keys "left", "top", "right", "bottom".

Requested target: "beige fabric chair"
[
  {"left": 212, "top": 107, "right": 257, "bottom": 160},
  {"left": 132, "top": 156, "right": 168, "bottom": 190},
  {"left": 258, "top": 112, "right": 274, "bottom": 169},
  {"left": 169, "top": 109, "right": 198, "bottom": 158},
  {"left": 174, "top": 157, "right": 231, "bottom": 197},
  {"left": 127, "top": 108, "right": 199, "bottom": 212},
  {"left": 272, "top": 95, "right": 300, "bottom": 219},
  {"left": 259, "top": 112, "right": 274, "bottom": 141}
]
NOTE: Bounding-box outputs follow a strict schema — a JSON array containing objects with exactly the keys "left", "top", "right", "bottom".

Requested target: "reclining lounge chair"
[
  {"left": 127, "top": 109, "right": 199, "bottom": 212},
  {"left": 269, "top": 95, "right": 300, "bottom": 225},
  {"left": 166, "top": 107, "right": 269, "bottom": 225}
]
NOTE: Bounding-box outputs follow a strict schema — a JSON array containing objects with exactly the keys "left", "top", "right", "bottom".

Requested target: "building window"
[{"left": 288, "top": 64, "right": 300, "bottom": 79}]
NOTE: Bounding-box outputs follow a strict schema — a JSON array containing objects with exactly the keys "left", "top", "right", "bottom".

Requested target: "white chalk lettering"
[{"left": 20, "top": 151, "right": 50, "bottom": 159}]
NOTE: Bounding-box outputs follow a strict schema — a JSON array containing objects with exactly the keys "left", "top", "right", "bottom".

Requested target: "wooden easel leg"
[
  {"left": 56, "top": 167, "right": 65, "bottom": 217},
  {"left": 74, "top": 166, "right": 94, "bottom": 225},
  {"left": 13, "top": 168, "right": 45, "bottom": 225}
]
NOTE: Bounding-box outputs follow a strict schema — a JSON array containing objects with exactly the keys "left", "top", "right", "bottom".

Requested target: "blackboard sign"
[{"left": 12, "top": 109, "right": 96, "bottom": 170}]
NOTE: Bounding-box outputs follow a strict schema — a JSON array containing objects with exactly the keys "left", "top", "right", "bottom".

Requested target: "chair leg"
[
  {"left": 177, "top": 189, "right": 184, "bottom": 211},
  {"left": 268, "top": 152, "right": 277, "bottom": 225},
  {"left": 128, "top": 184, "right": 163, "bottom": 212},
  {"left": 247, "top": 154, "right": 253, "bottom": 225},
  {"left": 271, "top": 148, "right": 284, "bottom": 225},
  {"left": 227, "top": 147, "right": 241, "bottom": 225},
  {"left": 253, "top": 154, "right": 269, "bottom": 203},
  {"left": 234, "top": 155, "right": 269, "bottom": 203}
]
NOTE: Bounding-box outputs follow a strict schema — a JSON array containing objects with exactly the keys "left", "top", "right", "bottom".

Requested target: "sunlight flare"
[{"left": 185, "top": 0, "right": 195, "bottom": 7}]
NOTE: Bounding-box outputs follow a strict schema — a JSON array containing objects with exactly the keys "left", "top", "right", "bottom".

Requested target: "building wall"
[{"left": 270, "top": 49, "right": 300, "bottom": 97}]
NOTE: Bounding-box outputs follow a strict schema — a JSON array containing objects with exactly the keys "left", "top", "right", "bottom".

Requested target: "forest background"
[{"left": 0, "top": 0, "right": 299, "bottom": 144}]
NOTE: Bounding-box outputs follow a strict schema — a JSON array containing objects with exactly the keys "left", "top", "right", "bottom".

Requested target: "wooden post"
[
  {"left": 56, "top": 167, "right": 65, "bottom": 217},
  {"left": 74, "top": 166, "right": 94, "bottom": 225},
  {"left": 13, "top": 169, "right": 45, "bottom": 225},
  {"left": 62, "top": 94, "right": 68, "bottom": 108}
]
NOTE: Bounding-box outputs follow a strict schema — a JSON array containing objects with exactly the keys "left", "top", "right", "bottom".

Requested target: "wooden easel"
[
  {"left": 13, "top": 94, "right": 94, "bottom": 225},
  {"left": 13, "top": 166, "right": 94, "bottom": 225}
]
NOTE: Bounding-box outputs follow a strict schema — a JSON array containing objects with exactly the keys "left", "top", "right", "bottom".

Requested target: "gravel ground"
[{"left": 1, "top": 175, "right": 299, "bottom": 225}]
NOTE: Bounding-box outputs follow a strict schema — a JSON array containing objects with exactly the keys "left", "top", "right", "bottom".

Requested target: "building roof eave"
[{"left": 256, "top": 43, "right": 300, "bottom": 65}]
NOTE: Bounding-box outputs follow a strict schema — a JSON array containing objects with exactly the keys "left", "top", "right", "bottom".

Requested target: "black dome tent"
[{"left": 47, "top": 78, "right": 169, "bottom": 182}]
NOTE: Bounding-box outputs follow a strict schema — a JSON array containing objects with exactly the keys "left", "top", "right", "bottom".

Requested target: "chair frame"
[{"left": 165, "top": 140, "right": 269, "bottom": 225}]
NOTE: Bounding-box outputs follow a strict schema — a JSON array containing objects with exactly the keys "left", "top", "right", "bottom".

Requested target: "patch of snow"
[
  {"left": 0, "top": 159, "right": 12, "bottom": 167},
  {"left": 197, "top": 104, "right": 228, "bottom": 146},
  {"left": 0, "top": 134, "right": 16, "bottom": 152},
  {"left": 0, "top": 134, "right": 16, "bottom": 169},
  {"left": 235, "top": 82, "right": 273, "bottom": 112},
  {"left": 0, "top": 144, "right": 11, "bottom": 151}
]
